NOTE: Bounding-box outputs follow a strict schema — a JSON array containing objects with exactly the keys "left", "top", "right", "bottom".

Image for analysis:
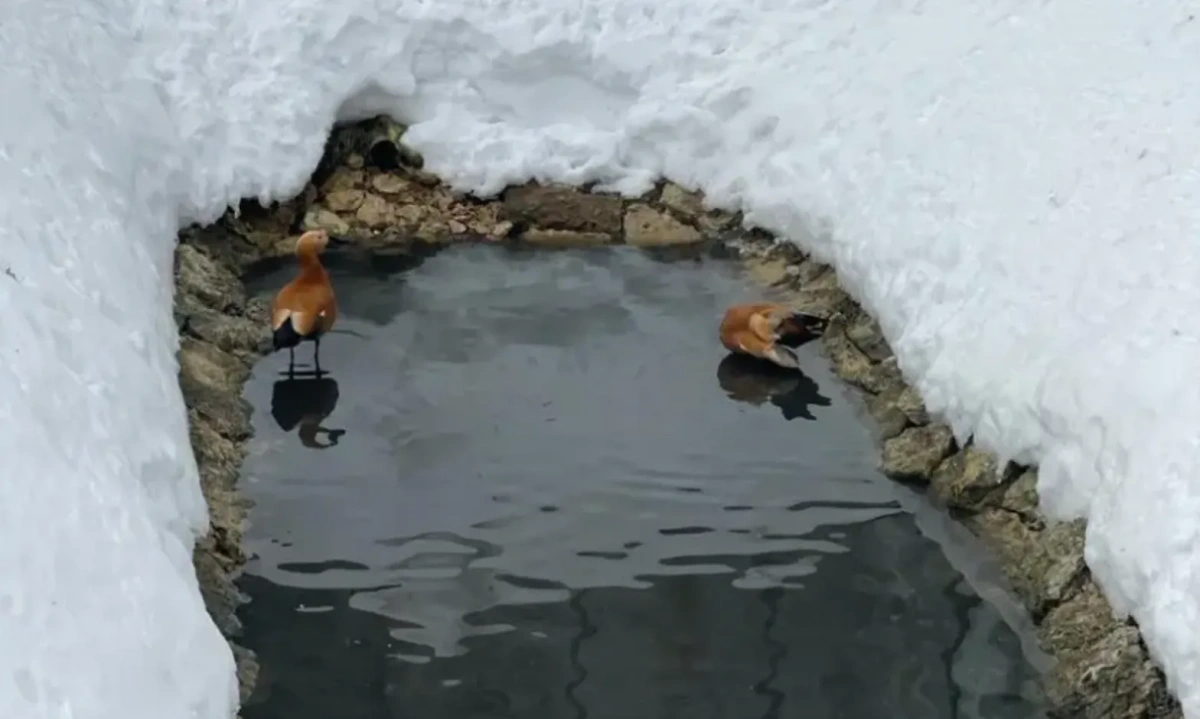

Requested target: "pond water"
[{"left": 237, "top": 245, "right": 1047, "bottom": 719}]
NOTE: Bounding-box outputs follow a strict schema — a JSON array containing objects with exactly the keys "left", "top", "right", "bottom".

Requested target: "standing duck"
[
  {"left": 718, "top": 302, "right": 827, "bottom": 370},
  {"left": 271, "top": 229, "right": 347, "bottom": 374}
]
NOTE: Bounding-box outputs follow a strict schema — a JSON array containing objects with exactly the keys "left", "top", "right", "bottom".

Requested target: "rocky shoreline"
[{"left": 175, "top": 116, "right": 1178, "bottom": 718}]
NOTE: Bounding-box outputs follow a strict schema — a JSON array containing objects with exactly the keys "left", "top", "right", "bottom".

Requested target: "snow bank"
[
  {"left": 0, "top": 2, "right": 237, "bottom": 719},
  {"left": 7, "top": 0, "right": 1200, "bottom": 715}
]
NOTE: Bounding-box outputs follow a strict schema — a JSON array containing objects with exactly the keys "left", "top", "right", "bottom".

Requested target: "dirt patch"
[{"left": 177, "top": 115, "right": 1178, "bottom": 718}]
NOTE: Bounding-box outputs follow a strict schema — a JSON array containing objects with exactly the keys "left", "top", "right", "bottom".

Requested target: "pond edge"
[{"left": 174, "top": 117, "right": 1179, "bottom": 719}]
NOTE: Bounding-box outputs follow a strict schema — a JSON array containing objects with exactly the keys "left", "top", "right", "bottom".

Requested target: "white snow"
[{"left": 6, "top": 0, "right": 1200, "bottom": 715}]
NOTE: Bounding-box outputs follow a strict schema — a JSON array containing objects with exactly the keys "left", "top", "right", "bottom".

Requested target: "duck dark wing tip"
[{"left": 272, "top": 315, "right": 303, "bottom": 351}]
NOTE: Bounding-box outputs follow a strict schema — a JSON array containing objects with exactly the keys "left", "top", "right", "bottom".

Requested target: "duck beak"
[{"left": 327, "top": 235, "right": 352, "bottom": 248}]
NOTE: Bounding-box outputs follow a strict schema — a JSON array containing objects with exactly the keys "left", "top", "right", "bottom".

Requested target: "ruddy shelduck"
[
  {"left": 718, "top": 302, "right": 827, "bottom": 370},
  {"left": 271, "top": 229, "right": 348, "bottom": 374}
]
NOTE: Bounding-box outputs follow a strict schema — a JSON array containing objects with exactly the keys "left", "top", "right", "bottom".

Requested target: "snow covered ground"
[{"left": 4, "top": 0, "right": 1200, "bottom": 716}]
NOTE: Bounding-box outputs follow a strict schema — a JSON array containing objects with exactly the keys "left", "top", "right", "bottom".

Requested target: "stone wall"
[{"left": 175, "top": 116, "right": 1179, "bottom": 717}]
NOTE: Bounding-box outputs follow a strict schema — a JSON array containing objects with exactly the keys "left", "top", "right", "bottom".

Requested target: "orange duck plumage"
[
  {"left": 271, "top": 229, "right": 346, "bottom": 374},
  {"left": 718, "top": 302, "right": 827, "bottom": 370}
]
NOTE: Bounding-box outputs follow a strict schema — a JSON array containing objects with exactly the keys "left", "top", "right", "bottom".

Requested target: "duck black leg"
[
  {"left": 287, "top": 347, "right": 295, "bottom": 378},
  {"left": 313, "top": 337, "right": 322, "bottom": 375}
]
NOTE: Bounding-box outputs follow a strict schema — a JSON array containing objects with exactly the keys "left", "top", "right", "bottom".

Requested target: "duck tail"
[
  {"left": 780, "top": 311, "right": 828, "bottom": 336},
  {"left": 272, "top": 314, "right": 303, "bottom": 351},
  {"left": 763, "top": 344, "right": 803, "bottom": 370}
]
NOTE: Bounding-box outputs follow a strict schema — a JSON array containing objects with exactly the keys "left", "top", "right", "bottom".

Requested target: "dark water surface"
[{"left": 238, "top": 245, "right": 1046, "bottom": 719}]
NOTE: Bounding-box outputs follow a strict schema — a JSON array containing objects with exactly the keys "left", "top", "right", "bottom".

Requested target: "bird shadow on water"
[
  {"left": 716, "top": 353, "right": 833, "bottom": 421},
  {"left": 270, "top": 373, "right": 347, "bottom": 449}
]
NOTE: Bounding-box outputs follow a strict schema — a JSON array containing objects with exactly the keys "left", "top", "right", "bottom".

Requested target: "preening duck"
[
  {"left": 270, "top": 229, "right": 348, "bottom": 374},
  {"left": 718, "top": 302, "right": 827, "bottom": 370}
]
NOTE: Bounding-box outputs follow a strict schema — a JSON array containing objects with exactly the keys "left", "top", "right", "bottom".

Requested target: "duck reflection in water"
[
  {"left": 716, "top": 353, "right": 832, "bottom": 421},
  {"left": 270, "top": 374, "right": 346, "bottom": 449}
]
